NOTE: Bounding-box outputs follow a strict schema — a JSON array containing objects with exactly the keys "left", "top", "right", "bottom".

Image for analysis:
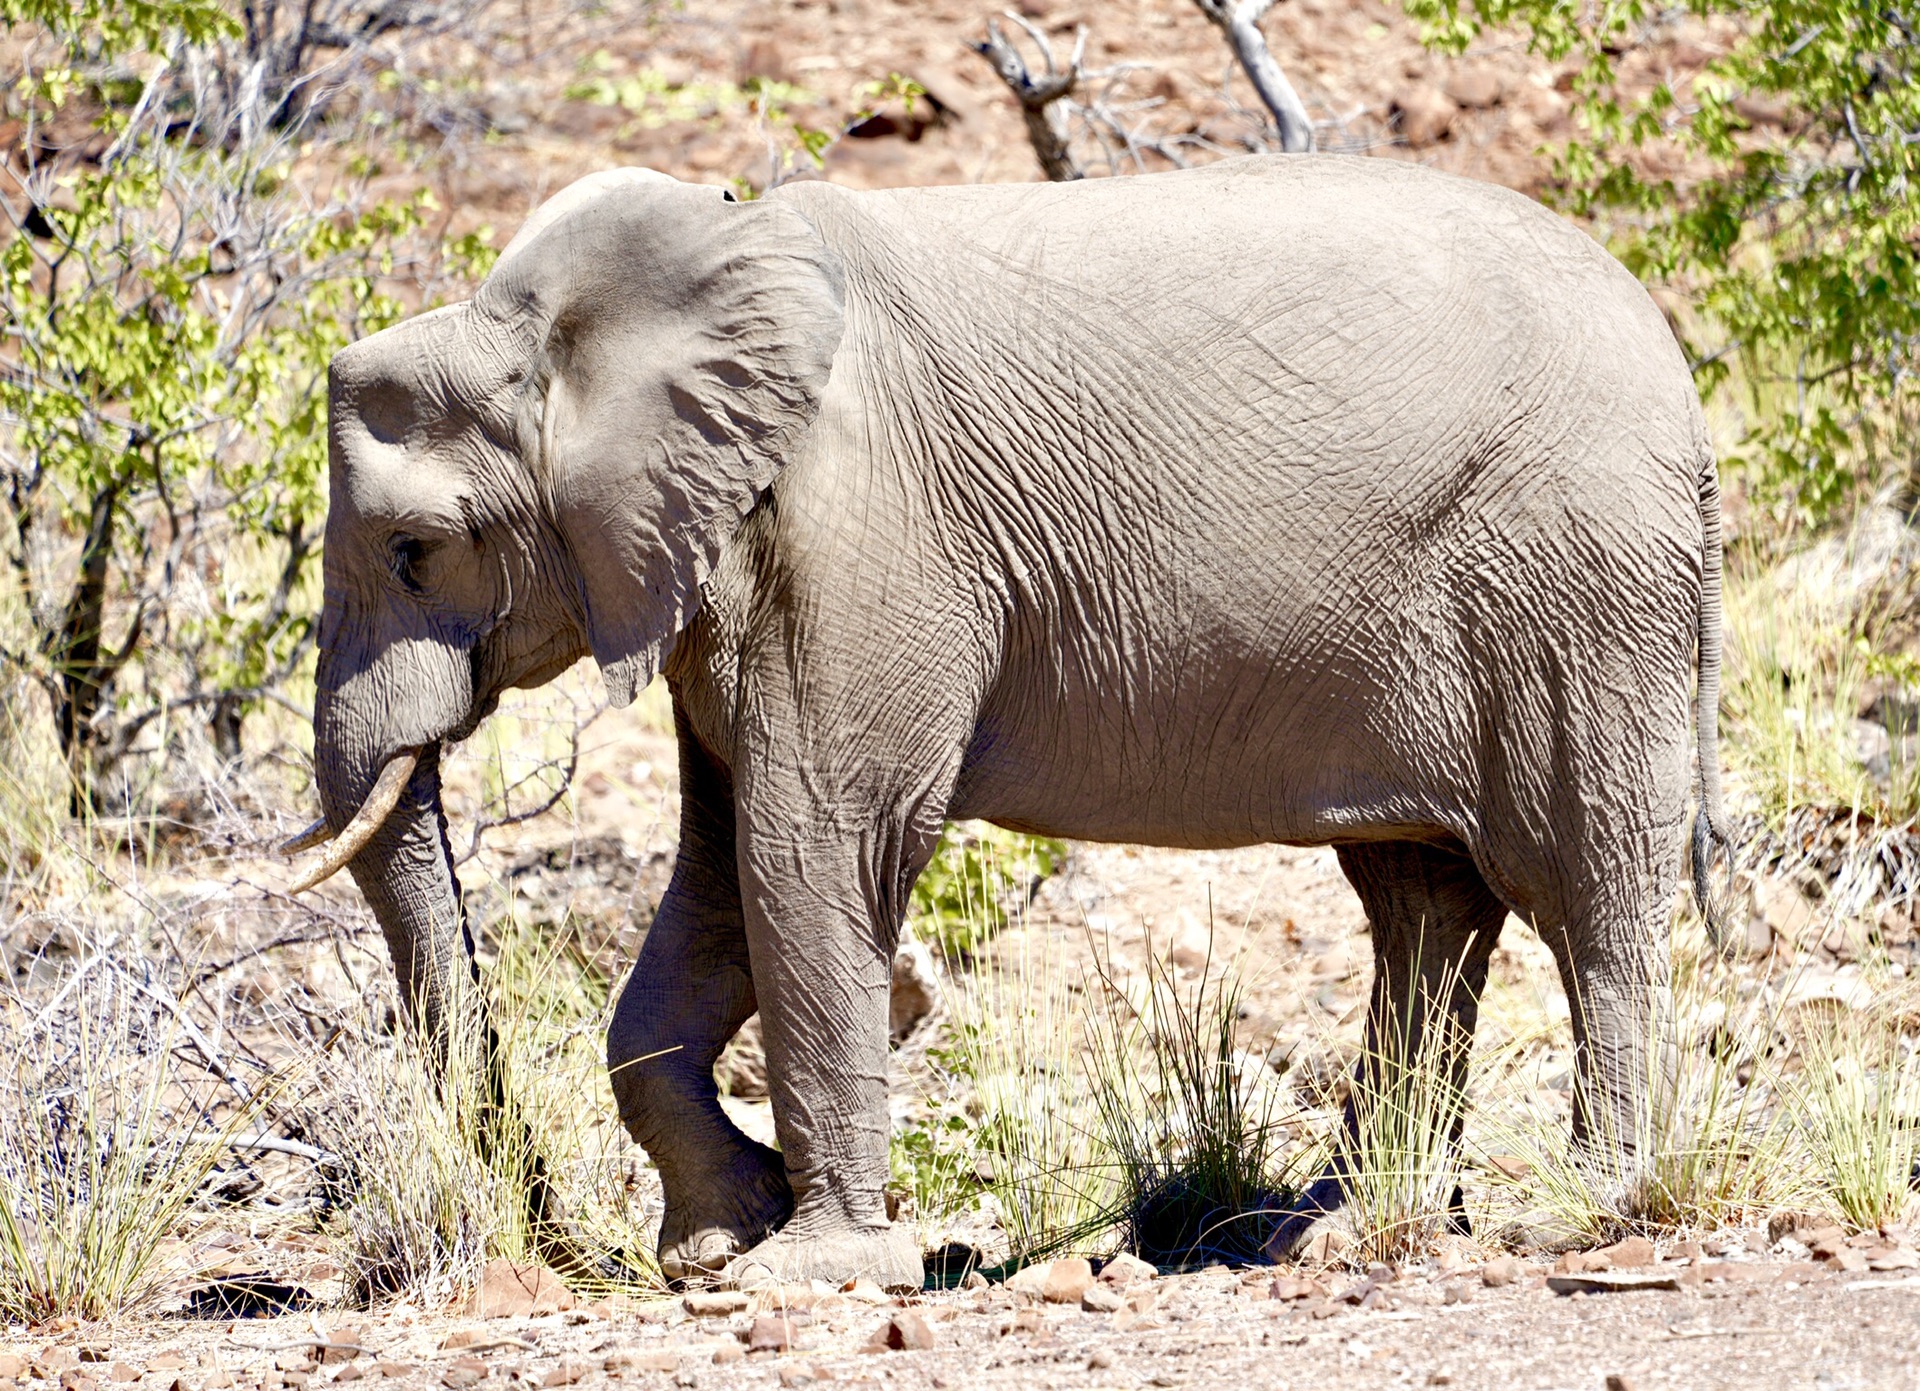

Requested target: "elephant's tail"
[{"left": 1691, "top": 453, "right": 1735, "bottom": 948}]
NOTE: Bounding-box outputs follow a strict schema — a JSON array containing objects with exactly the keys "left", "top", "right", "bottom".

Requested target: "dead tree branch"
[
  {"left": 972, "top": 13, "right": 1087, "bottom": 181},
  {"left": 1192, "top": 0, "right": 1314, "bottom": 153}
]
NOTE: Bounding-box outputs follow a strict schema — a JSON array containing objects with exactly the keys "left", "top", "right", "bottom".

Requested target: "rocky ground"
[{"left": 9, "top": 1231, "right": 1920, "bottom": 1391}]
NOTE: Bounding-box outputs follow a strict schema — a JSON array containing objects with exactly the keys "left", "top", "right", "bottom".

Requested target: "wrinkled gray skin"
[{"left": 311, "top": 156, "right": 1725, "bottom": 1290}]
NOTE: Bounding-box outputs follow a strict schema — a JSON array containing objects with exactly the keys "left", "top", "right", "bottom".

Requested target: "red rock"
[
  {"left": 870, "top": 1311, "right": 935, "bottom": 1352},
  {"left": 1479, "top": 1256, "right": 1524, "bottom": 1288},
  {"left": 600, "top": 1349, "right": 678, "bottom": 1374},
  {"left": 748, "top": 1316, "right": 796, "bottom": 1353},
  {"left": 1598, "top": 1236, "right": 1656, "bottom": 1268},
  {"left": 682, "top": 1291, "right": 749, "bottom": 1318},
  {"left": 1097, "top": 1253, "right": 1156, "bottom": 1288},
  {"left": 1269, "top": 1276, "right": 1327, "bottom": 1301},
  {"left": 1041, "top": 1258, "right": 1094, "bottom": 1304},
  {"left": 465, "top": 1259, "right": 575, "bottom": 1319}
]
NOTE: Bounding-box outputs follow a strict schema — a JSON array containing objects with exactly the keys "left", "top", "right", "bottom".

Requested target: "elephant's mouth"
[{"left": 280, "top": 746, "right": 423, "bottom": 892}]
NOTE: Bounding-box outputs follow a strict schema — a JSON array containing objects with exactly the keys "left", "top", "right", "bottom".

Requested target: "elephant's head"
[{"left": 289, "top": 170, "right": 843, "bottom": 1019}]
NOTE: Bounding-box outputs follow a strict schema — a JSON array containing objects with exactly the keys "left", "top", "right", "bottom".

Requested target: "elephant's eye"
[{"left": 390, "top": 534, "right": 432, "bottom": 593}]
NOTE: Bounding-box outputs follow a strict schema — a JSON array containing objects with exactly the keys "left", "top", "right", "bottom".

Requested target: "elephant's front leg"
[
  {"left": 607, "top": 717, "right": 791, "bottom": 1283},
  {"left": 721, "top": 792, "right": 937, "bottom": 1292}
]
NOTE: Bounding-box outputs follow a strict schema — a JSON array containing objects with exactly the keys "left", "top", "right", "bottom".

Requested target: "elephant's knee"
[{"left": 605, "top": 967, "right": 753, "bottom": 1131}]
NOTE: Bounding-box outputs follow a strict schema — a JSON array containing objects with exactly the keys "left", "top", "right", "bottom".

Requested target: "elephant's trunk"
[
  {"left": 307, "top": 667, "right": 614, "bottom": 1280},
  {"left": 311, "top": 643, "right": 476, "bottom": 1043}
]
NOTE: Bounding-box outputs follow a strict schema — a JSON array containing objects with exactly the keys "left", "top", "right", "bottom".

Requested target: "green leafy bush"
[
  {"left": 1406, "top": 0, "right": 1919, "bottom": 524},
  {"left": 0, "top": 0, "right": 484, "bottom": 812},
  {"left": 908, "top": 822, "right": 1066, "bottom": 961}
]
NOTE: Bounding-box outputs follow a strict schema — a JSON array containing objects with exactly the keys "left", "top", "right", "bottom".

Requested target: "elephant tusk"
[
  {"left": 283, "top": 750, "right": 421, "bottom": 895},
  {"left": 278, "top": 818, "right": 333, "bottom": 856}
]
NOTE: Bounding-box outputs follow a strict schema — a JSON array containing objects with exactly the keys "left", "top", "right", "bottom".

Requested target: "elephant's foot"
[
  {"left": 1261, "top": 1172, "right": 1355, "bottom": 1265},
  {"left": 721, "top": 1223, "right": 922, "bottom": 1293},
  {"left": 657, "top": 1140, "right": 794, "bottom": 1286}
]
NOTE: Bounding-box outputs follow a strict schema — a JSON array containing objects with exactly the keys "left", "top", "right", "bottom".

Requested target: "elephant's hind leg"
[
  {"left": 1265, "top": 839, "right": 1507, "bottom": 1262},
  {"left": 607, "top": 711, "right": 790, "bottom": 1284}
]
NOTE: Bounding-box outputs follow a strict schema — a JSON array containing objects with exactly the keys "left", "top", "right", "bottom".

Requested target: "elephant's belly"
[{"left": 944, "top": 696, "right": 1453, "bottom": 852}]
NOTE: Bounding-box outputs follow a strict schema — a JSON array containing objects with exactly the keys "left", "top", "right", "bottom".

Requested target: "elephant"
[{"left": 286, "top": 153, "right": 1727, "bottom": 1291}]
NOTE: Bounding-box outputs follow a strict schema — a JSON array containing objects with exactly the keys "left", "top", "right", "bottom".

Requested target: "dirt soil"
[{"left": 12, "top": 1221, "right": 1920, "bottom": 1391}]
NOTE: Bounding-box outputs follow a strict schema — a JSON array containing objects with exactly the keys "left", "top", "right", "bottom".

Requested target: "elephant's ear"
[{"left": 476, "top": 171, "right": 844, "bottom": 706}]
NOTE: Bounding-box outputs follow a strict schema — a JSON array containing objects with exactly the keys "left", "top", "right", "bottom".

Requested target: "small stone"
[
  {"left": 1041, "top": 1257, "right": 1094, "bottom": 1304},
  {"left": 1006, "top": 1307, "right": 1044, "bottom": 1336},
  {"left": 1269, "top": 1276, "right": 1327, "bottom": 1300},
  {"left": 203, "top": 1375, "right": 235, "bottom": 1390},
  {"left": 331, "top": 1370, "right": 365, "bottom": 1385},
  {"left": 1605, "top": 1377, "right": 1636, "bottom": 1391},
  {"left": 1005, "top": 1263, "right": 1052, "bottom": 1299},
  {"left": 960, "top": 1271, "right": 988, "bottom": 1291},
  {"left": 839, "top": 1278, "right": 890, "bottom": 1306},
  {"left": 439, "top": 1369, "right": 480, "bottom": 1390},
  {"left": 1080, "top": 1284, "right": 1122, "bottom": 1313},
  {"left": 747, "top": 1316, "right": 795, "bottom": 1354},
  {"left": 1098, "top": 1253, "right": 1157, "bottom": 1288},
  {"left": 1442, "top": 1282, "right": 1472, "bottom": 1305},
  {"left": 1545, "top": 1270, "right": 1680, "bottom": 1295},
  {"left": 1801, "top": 1225, "right": 1848, "bottom": 1257},
  {"left": 1599, "top": 1236, "right": 1657, "bottom": 1269},
  {"left": 149, "top": 1356, "right": 188, "bottom": 1373},
  {"left": 79, "top": 1353, "right": 110, "bottom": 1367},
  {"left": 601, "top": 1350, "right": 678, "bottom": 1374},
  {"left": 1087, "top": 1348, "right": 1115, "bottom": 1371},
  {"left": 109, "top": 1368, "right": 140, "bottom": 1385},
  {"left": 1867, "top": 1246, "right": 1920, "bottom": 1271},
  {"left": 374, "top": 1366, "right": 413, "bottom": 1380},
  {"left": 1479, "top": 1256, "right": 1524, "bottom": 1288},
  {"left": 58, "top": 1375, "right": 95, "bottom": 1391},
  {"left": 465, "top": 1259, "right": 575, "bottom": 1319},
  {"left": 682, "top": 1291, "right": 750, "bottom": 1318},
  {"left": 776, "top": 1367, "right": 815, "bottom": 1388},
  {"left": 751, "top": 1284, "right": 822, "bottom": 1315},
  {"left": 0, "top": 1361, "right": 22, "bottom": 1382},
  {"left": 871, "top": 1311, "right": 935, "bottom": 1352},
  {"left": 710, "top": 1345, "right": 744, "bottom": 1366}
]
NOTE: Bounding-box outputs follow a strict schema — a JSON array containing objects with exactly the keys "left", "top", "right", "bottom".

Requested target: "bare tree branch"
[
  {"left": 1192, "top": 0, "right": 1314, "bottom": 153},
  {"left": 972, "top": 13, "right": 1087, "bottom": 182}
]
